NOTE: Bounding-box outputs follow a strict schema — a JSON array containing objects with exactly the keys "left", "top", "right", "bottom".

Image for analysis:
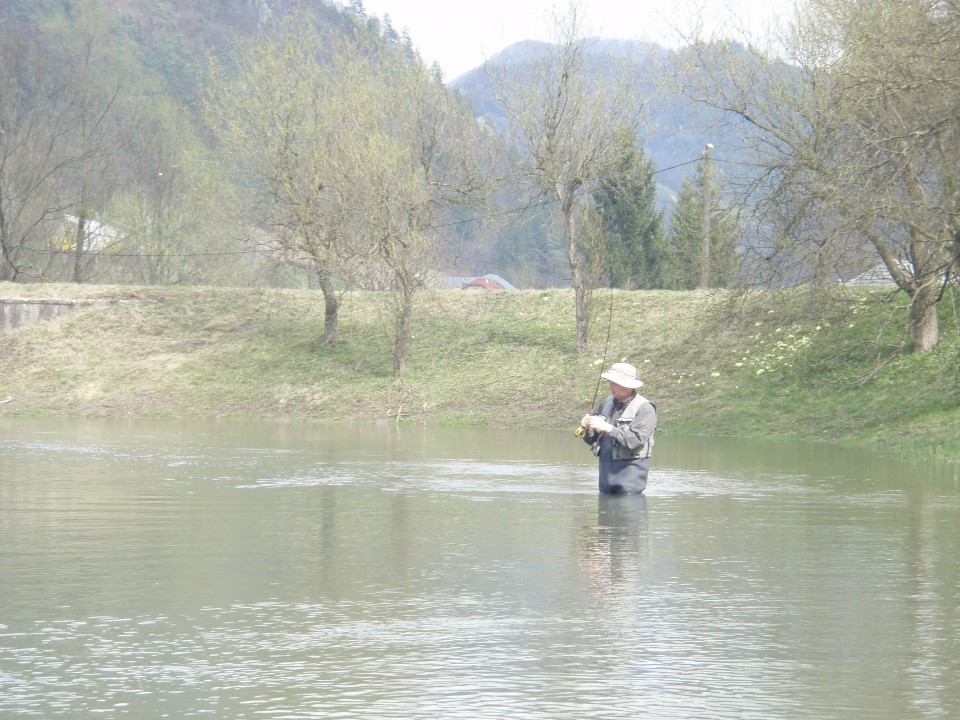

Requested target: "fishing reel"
[{"left": 575, "top": 414, "right": 604, "bottom": 439}]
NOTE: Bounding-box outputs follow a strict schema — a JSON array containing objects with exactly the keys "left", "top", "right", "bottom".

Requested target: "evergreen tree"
[
  {"left": 592, "top": 130, "right": 663, "bottom": 289},
  {"left": 381, "top": 14, "right": 399, "bottom": 44},
  {"left": 661, "top": 164, "right": 739, "bottom": 289}
]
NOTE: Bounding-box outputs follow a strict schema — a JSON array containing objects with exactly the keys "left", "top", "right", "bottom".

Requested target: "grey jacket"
[{"left": 585, "top": 393, "right": 657, "bottom": 460}]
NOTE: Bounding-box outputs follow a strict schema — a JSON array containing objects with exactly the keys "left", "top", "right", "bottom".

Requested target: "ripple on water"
[{"left": 3, "top": 425, "right": 958, "bottom": 720}]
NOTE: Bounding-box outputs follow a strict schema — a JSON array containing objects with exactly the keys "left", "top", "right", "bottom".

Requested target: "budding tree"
[
  {"left": 354, "top": 46, "right": 489, "bottom": 376},
  {"left": 492, "top": 0, "right": 644, "bottom": 352},
  {"left": 203, "top": 17, "right": 374, "bottom": 344},
  {"left": 205, "top": 13, "right": 489, "bottom": 369}
]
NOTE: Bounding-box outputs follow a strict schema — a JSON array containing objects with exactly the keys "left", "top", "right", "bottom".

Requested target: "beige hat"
[{"left": 600, "top": 362, "right": 644, "bottom": 389}]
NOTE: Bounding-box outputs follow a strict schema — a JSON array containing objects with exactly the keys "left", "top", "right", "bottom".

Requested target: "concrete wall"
[{"left": 0, "top": 299, "right": 101, "bottom": 331}]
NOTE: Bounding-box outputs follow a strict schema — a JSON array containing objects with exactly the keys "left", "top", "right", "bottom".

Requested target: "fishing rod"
[{"left": 575, "top": 273, "right": 614, "bottom": 438}]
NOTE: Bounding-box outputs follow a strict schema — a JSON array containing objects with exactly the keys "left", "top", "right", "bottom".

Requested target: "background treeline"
[
  {"left": 0, "top": 0, "right": 732, "bottom": 295},
  {"left": 1, "top": 0, "right": 959, "bottom": 370}
]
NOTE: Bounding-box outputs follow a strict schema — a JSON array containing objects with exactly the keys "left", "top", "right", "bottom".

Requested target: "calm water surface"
[{"left": 1, "top": 418, "right": 958, "bottom": 719}]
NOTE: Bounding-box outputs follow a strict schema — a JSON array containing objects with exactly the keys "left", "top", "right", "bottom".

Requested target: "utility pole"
[{"left": 700, "top": 143, "right": 713, "bottom": 290}]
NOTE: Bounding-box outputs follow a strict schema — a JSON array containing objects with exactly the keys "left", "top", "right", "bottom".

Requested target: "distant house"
[
  {"left": 443, "top": 273, "right": 517, "bottom": 291},
  {"left": 60, "top": 214, "right": 125, "bottom": 252},
  {"left": 842, "top": 261, "right": 904, "bottom": 287}
]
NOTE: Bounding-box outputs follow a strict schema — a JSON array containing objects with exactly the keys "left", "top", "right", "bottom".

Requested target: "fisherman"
[{"left": 579, "top": 362, "right": 657, "bottom": 495}]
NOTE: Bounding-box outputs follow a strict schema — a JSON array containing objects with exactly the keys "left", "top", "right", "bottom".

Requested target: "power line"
[
  {"left": 20, "top": 246, "right": 266, "bottom": 260},
  {"left": 17, "top": 153, "right": 708, "bottom": 261},
  {"left": 429, "top": 155, "right": 705, "bottom": 232}
]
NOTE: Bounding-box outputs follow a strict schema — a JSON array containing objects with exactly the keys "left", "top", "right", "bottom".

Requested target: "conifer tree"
[
  {"left": 592, "top": 130, "right": 663, "bottom": 289},
  {"left": 661, "top": 164, "right": 739, "bottom": 290}
]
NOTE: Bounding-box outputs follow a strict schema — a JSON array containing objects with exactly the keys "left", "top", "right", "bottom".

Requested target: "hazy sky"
[{"left": 359, "top": 0, "right": 797, "bottom": 80}]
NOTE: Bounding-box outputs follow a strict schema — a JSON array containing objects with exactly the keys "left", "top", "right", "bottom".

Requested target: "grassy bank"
[{"left": 2, "top": 282, "right": 959, "bottom": 461}]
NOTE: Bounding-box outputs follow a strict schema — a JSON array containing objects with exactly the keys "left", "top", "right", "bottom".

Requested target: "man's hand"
[{"left": 587, "top": 416, "right": 615, "bottom": 434}]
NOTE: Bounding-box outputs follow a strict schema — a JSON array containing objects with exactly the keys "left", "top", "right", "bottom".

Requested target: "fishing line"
[
  {"left": 591, "top": 274, "right": 615, "bottom": 409},
  {"left": 576, "top": 269, "right": 614, "bottom": 438}
]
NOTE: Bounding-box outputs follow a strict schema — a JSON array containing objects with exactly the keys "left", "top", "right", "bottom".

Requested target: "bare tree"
[
  {"left": 672, "top": 0, "right": 960, "bottom": 351},
  {"left": 0, "top": 17, "right": 104, "bottom": 282},
  {"left": 104, "top": 95, "right": 236, "bottom": 286},
  {"left": 53, "top": 0, "right": 127, "bottom": 284},
  {"left": 491, "top": 0, "right": 644, "bottom": 352}
]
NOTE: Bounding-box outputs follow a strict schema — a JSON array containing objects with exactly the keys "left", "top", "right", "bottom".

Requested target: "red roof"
[{"left": 462, "top": 277, "right": 505, "bottom": 290}]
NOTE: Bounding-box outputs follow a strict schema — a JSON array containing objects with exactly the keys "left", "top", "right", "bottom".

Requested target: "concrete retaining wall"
[{"left": 0, "top": 299, "right": 103, "bottom": 331}]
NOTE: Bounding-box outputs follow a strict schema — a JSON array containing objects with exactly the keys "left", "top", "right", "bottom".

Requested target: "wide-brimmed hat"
[{"left": 600, "top": 362, "right": 644, "bottom": 389}]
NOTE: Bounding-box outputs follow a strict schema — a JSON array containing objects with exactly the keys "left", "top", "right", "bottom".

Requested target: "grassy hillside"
[{"left": 2, "top": 282, "right": 958, "bottom": 462}]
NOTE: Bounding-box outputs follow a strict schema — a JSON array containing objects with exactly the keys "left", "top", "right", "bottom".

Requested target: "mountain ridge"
[{"left": 450, "top": 36, "right": 725, "bottom": 200}]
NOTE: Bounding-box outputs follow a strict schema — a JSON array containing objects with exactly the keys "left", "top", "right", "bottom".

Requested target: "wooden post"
[{"left": 700, "top": 143, "right": 713, "bottom": 289}]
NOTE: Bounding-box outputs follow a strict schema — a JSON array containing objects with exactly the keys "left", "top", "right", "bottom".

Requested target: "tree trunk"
[
  {"left": 909, "top": 283, "right": 939, "bottom": 351},
  {"left": 0, "top": 212, "right": 14, "bottom": 281},
  {"left": 73, "top": 211, "right": 87, "bottom": 283},
  {"left": 0, "top": 246, "right": 11, "bottom": 282},
  {"left": 564, "top": 200, "right": 590, "bottom": 353},
  {"left": 317, "top": 271, "right": 339, "bottom": 345}
]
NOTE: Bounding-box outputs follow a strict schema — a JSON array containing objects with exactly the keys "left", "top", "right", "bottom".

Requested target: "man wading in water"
[{"left": 579, "top": 362, "right": 657, "bottom": 495}]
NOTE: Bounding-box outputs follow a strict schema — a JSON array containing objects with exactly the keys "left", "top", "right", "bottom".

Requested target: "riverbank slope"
[{"left": 2, "top": 282, "right": 958, "bottom": 461}]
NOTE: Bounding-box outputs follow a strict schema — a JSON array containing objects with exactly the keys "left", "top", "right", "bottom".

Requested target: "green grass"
[{"left": 2, "top": 281, "right": 958, "bottom": 461}]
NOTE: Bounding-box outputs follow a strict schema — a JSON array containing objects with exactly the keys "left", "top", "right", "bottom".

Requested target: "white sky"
[{"left": 358, "top": 0, "right": 797, "bottom": 80}]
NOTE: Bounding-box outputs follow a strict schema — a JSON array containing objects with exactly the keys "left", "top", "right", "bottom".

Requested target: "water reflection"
[
  {"left": 579, "top": 495, "right": 649, "bottom": 596},
  {"left": 0, "top": 418, "right": 958, "bottom": 719}
]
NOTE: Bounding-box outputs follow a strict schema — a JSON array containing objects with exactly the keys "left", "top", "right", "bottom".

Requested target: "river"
[{"left": 1, "top": 417, "right": 958, "bottom": 719}]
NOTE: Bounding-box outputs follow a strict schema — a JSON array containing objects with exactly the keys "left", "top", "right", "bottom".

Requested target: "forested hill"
[
  {"left": 2, "top": 0, "right": 363, "bottom": 103},
  {"left": 5, "top": 0, "right": 724, "bottom": 197},
  {"left": 451, "top": 38, "right": 731, "bottom": 199},
  {"left": 0, "top": 0, "right": 750, "bottom": 290}
]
